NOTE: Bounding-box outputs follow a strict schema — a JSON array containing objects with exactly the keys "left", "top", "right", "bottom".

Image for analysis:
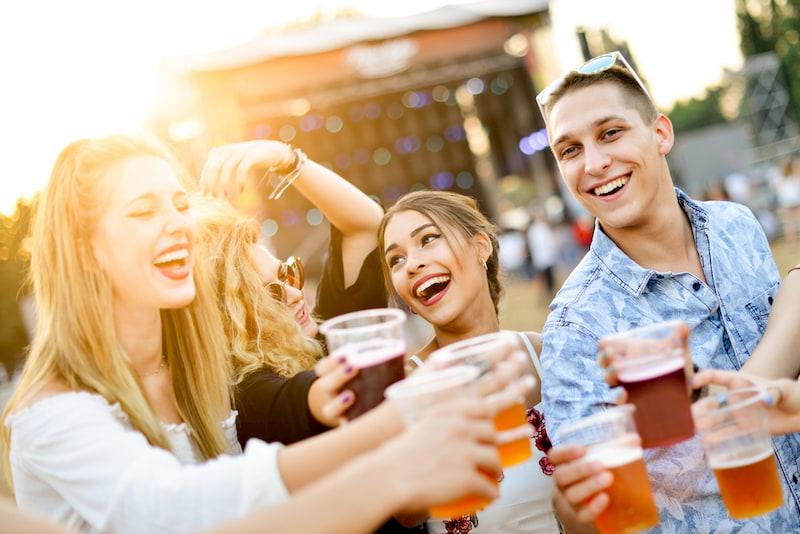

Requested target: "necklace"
[{"left": 139, "top": 356, "right": 166, "bottom": 378}]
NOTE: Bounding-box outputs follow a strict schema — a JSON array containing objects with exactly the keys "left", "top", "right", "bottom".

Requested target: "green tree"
[
  {"left": 736, "top": 0, "right": 800, "bottom": 124},
  {"left": 667, "top": 86, "right": 730, "bottom": 134},
  {"left": 0, "top": 196, "right": 34, "bottom": 378}
]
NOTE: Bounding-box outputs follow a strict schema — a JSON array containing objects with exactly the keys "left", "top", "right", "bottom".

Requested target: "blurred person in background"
[
  {"left": 527, "top": 207, "right": 559, "bottom": 303},
  {"left": 775, "top": 155, "right": 800, "bottom": 244},
  {"left": 722, "top": 169, "right": 750, "bottom": 205},
  {"left": 497, "top": 226, "right": 531, "bottom": 281}
]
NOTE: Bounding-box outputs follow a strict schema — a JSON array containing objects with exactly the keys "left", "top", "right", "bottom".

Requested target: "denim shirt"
[{"left": 541, "top": 189, "right": 800, "bottom": 532}]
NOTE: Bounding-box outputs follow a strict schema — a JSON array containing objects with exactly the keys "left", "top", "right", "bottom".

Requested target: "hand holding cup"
[
  {"left": 693, "top": 386, "right": 784, "bottom": 519},
  {"left": 319, "top": 308, "right": 407, "bottom": 420},
  {"left": 597, "top": 321, "right": 695, "bottom": 448},
  {"left": 691, "top": 369, "right": 800, "bottom": 436},
  {"left": 555, "top": 406, "right": 659, "bottom": 534},
  {"left": 428, "top": 332, "right": 536, "bottom": 467}
]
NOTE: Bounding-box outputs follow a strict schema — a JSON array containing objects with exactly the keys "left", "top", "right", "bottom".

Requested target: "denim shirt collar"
[{"left": 588, "top": 188, "right": 710, "bottom": 297}]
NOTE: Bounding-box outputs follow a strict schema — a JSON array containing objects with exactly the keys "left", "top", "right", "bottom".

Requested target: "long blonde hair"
[
  {"left": 1, "top": 134, "right": 232, "bottom": 487},
  {"left": 192, "top": 195, "right": 321, "bottom": 383}
]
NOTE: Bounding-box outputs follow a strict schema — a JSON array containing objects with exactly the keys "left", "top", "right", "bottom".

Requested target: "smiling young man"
[{"left": 537, "top": 53, "right": 800, "bottom": 532}]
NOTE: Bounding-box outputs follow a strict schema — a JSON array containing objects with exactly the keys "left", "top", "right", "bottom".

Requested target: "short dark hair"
[{"left": 543, "top": 65, "right": 658, "bottom": 125}]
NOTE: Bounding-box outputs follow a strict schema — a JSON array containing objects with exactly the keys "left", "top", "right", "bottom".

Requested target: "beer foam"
[
  {"left": 331, "top": 339, "right": 406, "bottom": 367},
  {"left": 585, "top": 444, "right": 643, "bottom": 468},
  {"left": 617, "top": 353, "right": 684, "bottom": 382},
  {"left": 710, "top": 447, "right": 774, "bottom": 470}
]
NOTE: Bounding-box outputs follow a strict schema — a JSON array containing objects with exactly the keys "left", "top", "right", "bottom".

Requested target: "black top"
[
  {"left": 235, "top": 369, "right": 329, "bottom": 447},
  {"left": 235, "top": 223, "right": 424, "bottom": 533},
  {"left": 313, "top": 225, "right": 388, "bottom": 323}
]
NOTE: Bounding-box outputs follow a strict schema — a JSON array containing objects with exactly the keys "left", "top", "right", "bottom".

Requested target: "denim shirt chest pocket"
[{"left": 743, "top": 281, "right": 779, "bottom": 347}]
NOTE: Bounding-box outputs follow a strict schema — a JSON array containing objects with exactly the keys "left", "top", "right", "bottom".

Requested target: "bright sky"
[{"left": 0, "top": 0, "right": 742, "bottom": 215}]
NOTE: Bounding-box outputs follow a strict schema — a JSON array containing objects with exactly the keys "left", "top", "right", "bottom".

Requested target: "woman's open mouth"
[
  {"left": 153, "top": 247, "right": 190, "bottom": 280},
  {"left": 413, "top": 274, "right": 451, "bottom": 306}
]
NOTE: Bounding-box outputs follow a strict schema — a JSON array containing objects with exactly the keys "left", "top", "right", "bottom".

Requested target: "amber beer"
[
  {"left": 429, "top": 470, "right": 498, "bottom": 519},
  {"left": 711, "top": 448, "right": 783, "bottom": 519},
  {"left": 586, "top": 444, "right": 660, "bottom": 534},
  {"left": 557, "top": 406, "right": 660, "bottom": 534},
  {"left": 695, "top": 386, "right": 784, "bottom": 519},
  {"left": 385, "top": 365, "right": 495, "bottom": 520},
  {"left": 428, "top": 332, "right": 533, "bottom": 467},
  {"left": 494, "top": 402, "right": 532, "bottom": 467}
]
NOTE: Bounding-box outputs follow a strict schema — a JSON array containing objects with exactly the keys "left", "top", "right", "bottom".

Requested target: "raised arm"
[{"left": 200, "top": 140, "right": 383, "bottom": 288}]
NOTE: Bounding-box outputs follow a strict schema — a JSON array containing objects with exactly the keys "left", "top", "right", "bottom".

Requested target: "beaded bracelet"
[{"left": 259, "top": 145, "right": 308, "bottom": 200}]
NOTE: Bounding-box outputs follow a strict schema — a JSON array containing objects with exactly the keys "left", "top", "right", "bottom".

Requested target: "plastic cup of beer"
[
  {"left": 600, "top": 320, "right": 694, "bottom": 448},
  {"left": 693, "top": 386, "right": 783, "bottom": 519},
  {"left": 428, "top": 332, "right": 532, "bottom": 467},
  {"left": 319, "top": 308, "right": 407, "bottom": 420},
  {"left": 556, "top": 405, "right": 660, "bottom": 534},
  {"left": 385, "top": 365, "right": 497, "bottom": 519}
]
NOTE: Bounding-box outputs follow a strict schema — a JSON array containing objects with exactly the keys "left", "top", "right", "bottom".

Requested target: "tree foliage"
[
  {"left": 736, "top": 0, "right": 800, "bottom": 124},
  {"left": 0, "top": 197, "right": 34, "bottom": 377},
  {"left": 667, "top": 86, "right": 730, "bottom": 134}
]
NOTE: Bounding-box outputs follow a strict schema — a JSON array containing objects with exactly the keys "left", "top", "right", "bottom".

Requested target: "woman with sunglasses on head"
[
  {"left": 0, "top": 133, "right": 535, "bottom": 534},
  {"left": 200, "top": 139, "right": 389, "bottom": 338},
  {"left": 377, "top": 190, "right": 560, "bottom": 534}
]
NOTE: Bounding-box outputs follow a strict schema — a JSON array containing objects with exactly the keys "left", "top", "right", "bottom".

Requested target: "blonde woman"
[
  {"left": 191, "top": 196, "right": 345, "bottom": 445},
  {"left": 0, "top": 134, "right": 530, "bottom": 534}
]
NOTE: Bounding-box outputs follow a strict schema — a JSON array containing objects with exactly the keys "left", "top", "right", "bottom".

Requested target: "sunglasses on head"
[
  {"left": 266, "top": 256, "right": 305, "bottom": 304},
  {"left": 536, "top": 51, "right": 650, "bottom": 122}
]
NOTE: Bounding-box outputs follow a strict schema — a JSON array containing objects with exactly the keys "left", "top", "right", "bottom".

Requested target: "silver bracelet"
[{"left": 260, "top": 146, "right": 308, "bottom": 200}]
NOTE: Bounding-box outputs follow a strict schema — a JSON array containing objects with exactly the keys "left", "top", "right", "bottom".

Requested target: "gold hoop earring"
[{"left": 481, "top": 258, "right": 488, "bottom": 271}]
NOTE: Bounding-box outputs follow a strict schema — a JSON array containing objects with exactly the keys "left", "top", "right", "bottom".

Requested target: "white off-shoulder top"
[{"left": 6, "top": 391, "right": 289, "bottom": 533}]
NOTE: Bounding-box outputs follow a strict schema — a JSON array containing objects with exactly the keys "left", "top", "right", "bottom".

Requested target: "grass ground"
[{"left": 499, "top": 236, "right": 799, "bottom": 333}]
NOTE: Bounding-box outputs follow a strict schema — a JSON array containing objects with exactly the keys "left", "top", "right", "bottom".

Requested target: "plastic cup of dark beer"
[
  {"left": 556, "top": 405, "right": 660, "bottom": 534},
  {"left": 693, "top": 386, "right": 783, "bottom": 519},
  {"left": 428, "top": 332, "right": 532, "bottom": 467},
  {"left": 385, "top": 365, "right": 496, "bottom": 519},
  {"left": 319, "top": 308, "right": 407, "bottom": 420},
  {"left": 600, "top": 321, "right": 695, "bottom": 448}
]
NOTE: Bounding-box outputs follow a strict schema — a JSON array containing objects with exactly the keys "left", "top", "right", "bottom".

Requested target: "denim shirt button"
[{"left": 692, "top": 281, "right": 702, "bottom": 291}]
